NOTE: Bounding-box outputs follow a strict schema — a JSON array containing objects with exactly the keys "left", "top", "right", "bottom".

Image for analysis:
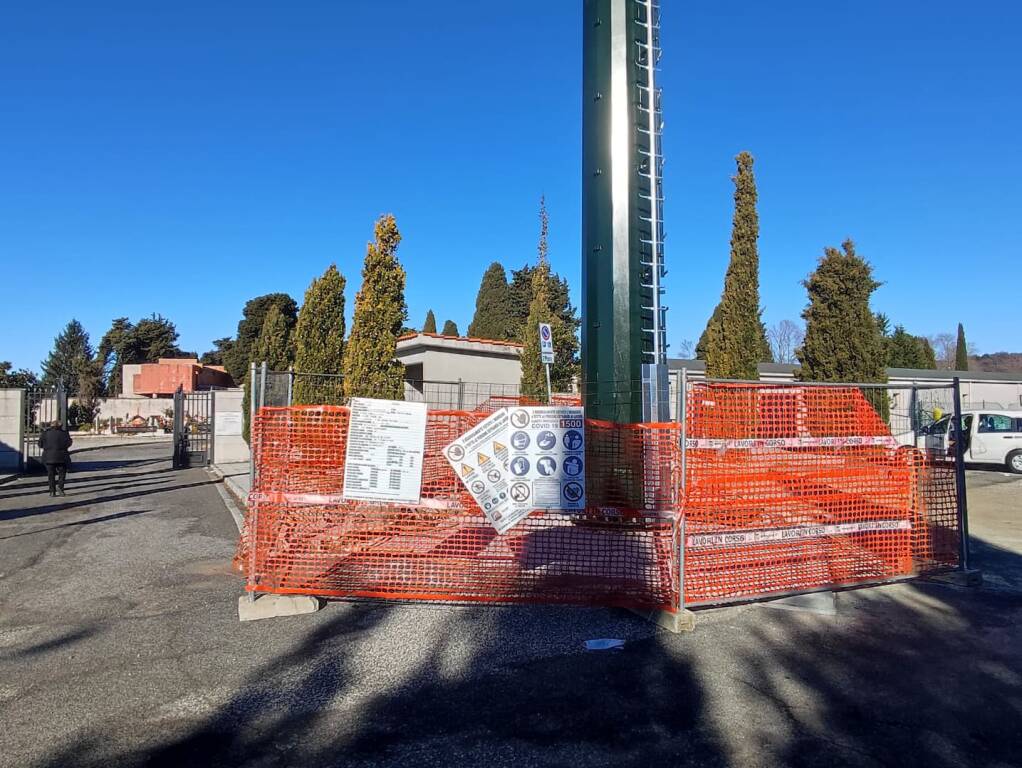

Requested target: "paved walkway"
[
  {"left": 1, "top": 447, "right": 1020, "bottom": 768},
  {"left": 215, "top": 460, "right": 250, "bottom": 502}
]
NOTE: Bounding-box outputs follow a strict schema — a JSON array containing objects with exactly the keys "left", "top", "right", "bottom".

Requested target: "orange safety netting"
[
  {"left": 681, "top": 383, "right": 959, "bottom": 605},
  {"left": 240, "top": 385, "right": 960, "bottom": 611},
  {"left": 243, "top": 407, "right": 677, "bottom": 610}
]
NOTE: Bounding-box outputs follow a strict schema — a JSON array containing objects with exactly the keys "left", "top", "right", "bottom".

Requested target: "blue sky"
[{"left": 1, "top": 1, "right": 1019, "bottom": 372}]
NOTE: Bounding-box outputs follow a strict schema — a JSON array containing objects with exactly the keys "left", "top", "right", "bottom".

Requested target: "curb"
[{"left": 208, "top": 468, "right": 245, "bottom": 533}]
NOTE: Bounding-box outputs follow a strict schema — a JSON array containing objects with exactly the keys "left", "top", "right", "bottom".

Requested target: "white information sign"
[
  {"left": 507, "top": 406, "right": 586, "bottom": 513},
  {"left": 342, "top": 398, "right": 427, "bottom": 504},
  {"left": 215, "top": 411, "right": 243, "bottom": 436},
  {"left": 539, "top": 322, "right": 555, "bottom": 364},
  {"left": 443, "top": 409, "right": 522, "bottom": 533}
]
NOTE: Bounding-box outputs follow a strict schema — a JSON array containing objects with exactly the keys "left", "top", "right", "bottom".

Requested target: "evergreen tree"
[
  {"left": 704, "top": 151, "right": 772, "bottom": 378},
  {"left": 797, "top": 240, "right": 886, "bottom": 383},
  {"left": 955, "top": 323, "right": 969, "bottom": 371},
  {"left": 441, "top": 320, "right": 459, "bottom": 336},
  {"left": 0, "top": 362, "right": 39, "bottom": 388},
  {"left": 422, "top": 310, "right": 437, "bottom": 334},
  {"left": 920, "top": 336, "right": 938, "bottom": 369},
  {"left": 467, "top": 262, "right": 512, "bottom": 340},
  {"left": 883, "top": 325, "right": 937, "bottom": 370},
  {"left": 242, "top": 305, "right": 295, "bottom": 442},
  {"left": 293, "top": 265, "right": 346, "bottom": 405},
  {"left": 200, "top": 337, "right": 235, "bottom": 367},
  {"left": 519, "top": 263, "right": 559, "bottom": 401},
  {"left": 343, "top": 214, "right": 408, "bottom": 400},
  {"left": 95, "top": 315, "right": 187, "bottom": 394},
  {"left": 694, "top": 305, "right": 720, "bottom": 360},
  {"left": 251, "top": 305, "right": 294, "bottom": 369},
  {"left": 123, "top": 314, "right": 184, "bottom": 362},
  {"left": 96, "top": 317, "right": 133, "bottom": 394},
  {"left": 874, "top": 313, "right": 891, "bottom": 338},
  {"left": 224, "top": 293, "right": 298, "bottom": 382},
  {"left": 507, "top": 200, "right": 581, "bottom": 388},
  {"left": 507, "top": 265, "right": 535, "bottom": 338},
  {"left": 41, "top": 320, "right": 99, "bottom": 393}
]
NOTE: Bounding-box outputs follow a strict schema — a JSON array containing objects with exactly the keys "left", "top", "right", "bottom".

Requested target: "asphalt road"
[{"left": 1, "top": 446, "right": 1020, "bottom": 768}]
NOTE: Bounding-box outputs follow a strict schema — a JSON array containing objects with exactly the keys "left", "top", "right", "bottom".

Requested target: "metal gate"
[
  {"left": 172, "top": 388, "right": 214, "bottom": 469},
  {"left": 23, "top": 386, "right": 67, "bottom": 472}
]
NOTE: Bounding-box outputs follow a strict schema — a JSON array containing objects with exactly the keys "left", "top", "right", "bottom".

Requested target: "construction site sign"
[
  {"left": 444, "top": 409, "right": 522, "bottom": 533},
  {"left": 507, "top": 406, "right": 586, "bottom": 512},
  {"left": 342, "top": 398, "right": 428, "bottom": 504}
]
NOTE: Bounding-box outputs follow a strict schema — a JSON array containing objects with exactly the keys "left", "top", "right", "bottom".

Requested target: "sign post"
[{"left": 539, "top": 322, "right": 554, "bottom": 402}]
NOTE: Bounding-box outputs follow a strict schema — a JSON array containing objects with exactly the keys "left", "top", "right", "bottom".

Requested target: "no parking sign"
[{"left": 539, "top": 323, "right": 555, "bottom": 364}]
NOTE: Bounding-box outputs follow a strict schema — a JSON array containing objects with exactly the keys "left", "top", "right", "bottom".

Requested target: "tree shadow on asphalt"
[
  {"left": 3, "top": 460, "right": 171, "bottom": 495},
  {"left": 4, "top": 624, "right": 99, "bottom": 661},
  {"left": 0, "top": 508, "right": 157, "bottom": 541},
  {"left": 30, "top": 542, "right": 1022, "bottom": 768},
  {"left": 732, "top": 579, "right": 1022, "bottom": 768},
  {"left": 0, "top": 478, "right": 217, "bottom": 522}
]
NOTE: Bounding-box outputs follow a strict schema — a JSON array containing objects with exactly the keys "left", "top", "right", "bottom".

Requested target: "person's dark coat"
[{"left": 39, "top": 426, "right": 72, "bottom": 465}]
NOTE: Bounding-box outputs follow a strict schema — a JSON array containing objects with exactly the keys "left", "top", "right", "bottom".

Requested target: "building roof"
[
  {"left": 397, "top": 332, "right": 523, "bottom": 349},
  {"left": 396, "top": 332, "right": 523, "bottom": 359}
]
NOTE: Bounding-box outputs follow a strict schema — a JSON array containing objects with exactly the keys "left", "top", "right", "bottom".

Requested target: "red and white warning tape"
[
  {"left": 248, "top": 491, "right": 456, "bottom": 510},
  {"left": 686, "top": 519, "right": 911, "bottom": 548},
  {"left": 684, "top": 435, "right": 898, "bottom": 450}
]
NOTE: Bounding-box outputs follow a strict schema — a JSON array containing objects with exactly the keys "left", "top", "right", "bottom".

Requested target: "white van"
[{"left": 922, "top": 410, "right": 1022, "bottom": 473}]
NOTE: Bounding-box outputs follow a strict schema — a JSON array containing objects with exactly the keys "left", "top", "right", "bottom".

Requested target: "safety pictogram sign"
[
  {"left": 507, "top": 406, "right": 586, "bottom": 513},
  {"left": 445, "top": 406, "right": 587, "bottom": 533},
  {"left": 443, "top": 409, "right": 529, "bottom": 534}
]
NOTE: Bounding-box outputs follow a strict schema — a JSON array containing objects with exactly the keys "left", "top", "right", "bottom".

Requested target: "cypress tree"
[
  {"left": 293, "top": 264, "right": 346, "bottom": 404},
  {"left": 41, "top": 319, "right": 98, "bottom": 392},
  {"left": 242, "top": 305, "right": 295, "bottom": 442},
  {"left": 695, "top": 305, "right": 720, "bottom": 360},
  {"left": 343, "top": 214, "right": 408, "bottom": 400},
  {"left": 441, "top": 320, "right": 459, "bottom": 337},
  {"left": 422, "top": 310, "right": 437, "bottom": 334},
  {"left": 508, "top": 199, "right": 581, "bottom": 388},
  {"left": 704, "top": 152, "right": 771, "bottom": 378},
  {"left": 467, "top": 262, "right": 512, "bottom": 340},
  {"left": 797, "top": 240, "right": 886, "bottom": 383},
  {"left": 519, "top": 263, "right": 558, "bottom": 401},
  {"left": 251, "top": 305, "right": 294, "bottom": 369},
  {"left": 955, "top": 323, "right": 969, "bottom": 371}
]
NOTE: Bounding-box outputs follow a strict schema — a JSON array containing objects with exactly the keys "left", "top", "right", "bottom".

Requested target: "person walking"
[{"left": 39, "top": 420, "right": 73, "bottom": 497}]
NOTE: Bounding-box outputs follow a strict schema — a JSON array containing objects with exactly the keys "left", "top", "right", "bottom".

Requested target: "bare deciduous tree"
[
  {"left": 929, "top": 333, "right": 956, "bottom": 369},
  {"left": 675, "top": 338, "right": 694, "bottom": 359},
  {"left": 768, "top": 320, "right": 804, "bottom": 364}
]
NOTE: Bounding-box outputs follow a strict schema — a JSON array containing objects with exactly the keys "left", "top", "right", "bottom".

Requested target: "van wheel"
[{"left": 1008, "top": 451, "right": 1022, "bottom": 474}]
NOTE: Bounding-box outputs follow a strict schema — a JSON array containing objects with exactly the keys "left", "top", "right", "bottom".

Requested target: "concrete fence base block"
[
  {"left": 628, "top": 607, "right": 696, "bottom": 633},
  {"left": 924, "top": 569, "right": 984, "bottom": 589},
  {"left": 238, "top": 594, "right": 323, "bottom": 622}
]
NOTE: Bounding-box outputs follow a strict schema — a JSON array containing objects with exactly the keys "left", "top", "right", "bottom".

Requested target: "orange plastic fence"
[
  {"left": 244, "top": 407, "right": 677, "bottom": 610},
  {"left": 241, "top": 385, "right": 959, "bottom": 611},
  {"left": 682, "top": 383, "right": 959, "bottom": 605}
]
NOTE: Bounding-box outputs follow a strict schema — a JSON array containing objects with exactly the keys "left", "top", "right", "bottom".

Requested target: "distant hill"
[{"left": 970, "top": 352, "right": 1022, "bottom": 373}]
